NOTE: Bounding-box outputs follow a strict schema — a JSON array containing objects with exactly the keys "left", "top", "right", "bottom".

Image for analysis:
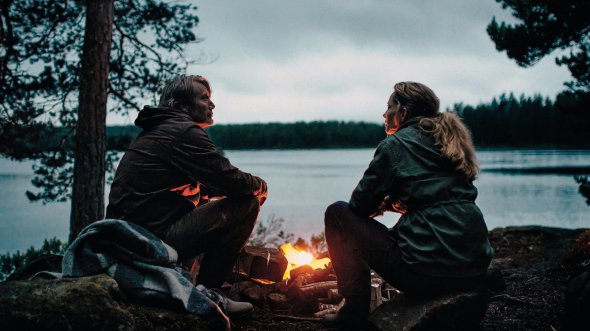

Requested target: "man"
[{"left": 106, "top": 74, "right": 267, "bottom": 317}]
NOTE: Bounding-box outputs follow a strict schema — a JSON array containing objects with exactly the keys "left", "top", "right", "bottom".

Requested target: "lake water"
[{"left": 1, "top": 149, "right": 589, "bottom": 253}]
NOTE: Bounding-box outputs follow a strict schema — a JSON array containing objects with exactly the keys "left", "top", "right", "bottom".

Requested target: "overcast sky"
[{"left": 110, "top": 0, "right": 570, "bottom": 125}]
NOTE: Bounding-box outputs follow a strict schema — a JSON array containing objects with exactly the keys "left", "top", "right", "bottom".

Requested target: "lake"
[{"left": 1, "top": 149, "right": 589, "bottom": 253}]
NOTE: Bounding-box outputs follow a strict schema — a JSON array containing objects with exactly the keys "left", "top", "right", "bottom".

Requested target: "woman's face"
[{"left": 383, "top": 93, "right": 404, "bottom": 135}]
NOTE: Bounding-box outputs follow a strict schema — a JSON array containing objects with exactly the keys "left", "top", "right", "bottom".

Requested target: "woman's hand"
[{"left": 370, "top": 196, "right": 393, "bottom": 218}]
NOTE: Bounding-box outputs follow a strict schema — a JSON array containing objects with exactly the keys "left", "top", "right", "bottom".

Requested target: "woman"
[{"left": 323, "top": 82, "right": 493, "bottom": 327}]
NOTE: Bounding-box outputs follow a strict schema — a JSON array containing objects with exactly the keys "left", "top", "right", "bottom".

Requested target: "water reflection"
[{"left": 0, "top": 149, "right": 589, "bottom": 253}]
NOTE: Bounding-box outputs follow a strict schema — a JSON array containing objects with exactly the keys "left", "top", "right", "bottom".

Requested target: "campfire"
[
  {"left": 234, "top": 243, "right": 393, "bottom": 319},
  {"left": 279, "top": 243, "right": 331, "bottom": 280}
]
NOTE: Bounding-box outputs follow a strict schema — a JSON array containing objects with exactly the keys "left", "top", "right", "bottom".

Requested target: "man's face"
[
  {"left": 188, "top": 82, "right": 215, "bottom": 128},
  {"left": 383, "top": 93, "right": 403, "bottom": 135}
]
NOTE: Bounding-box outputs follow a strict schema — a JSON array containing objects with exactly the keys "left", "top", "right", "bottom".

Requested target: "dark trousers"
[
  {"left": 324, "top": 201, "right": 484, "bottom": 300},
  {"left": 163, "top": 196, "right": 260, "bottom": 288}
]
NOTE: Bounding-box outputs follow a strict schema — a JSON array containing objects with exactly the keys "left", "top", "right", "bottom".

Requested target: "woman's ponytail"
[
  {"left": 392, "top": 82, "right": 479, "bottom": 180},
  {"left": 419, "top": 112, "right": 479, "bottom": 180}
]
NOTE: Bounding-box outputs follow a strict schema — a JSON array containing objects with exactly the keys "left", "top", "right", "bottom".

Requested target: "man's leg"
[
  {"left": 324, "top": 201, "right": 404, "bottom": 318},
  {"left": 164, "top": 195, "right": 260, "bottom": 288}
]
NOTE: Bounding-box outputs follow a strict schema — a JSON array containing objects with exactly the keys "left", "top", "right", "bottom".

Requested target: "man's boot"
[
  {"left": 210, "top": 288, "right": 254, "bottom": 318},
  {"left": 322, "top": 295, "right": 370, "bottom": 329}
]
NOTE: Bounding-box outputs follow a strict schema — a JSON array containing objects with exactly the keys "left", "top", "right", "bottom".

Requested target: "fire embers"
[
  {"left": 235, "top": 244, "right": 338, "bottom": 314},
  {"left": 280, "top": 243, "right": 331, "bottom": 281}
]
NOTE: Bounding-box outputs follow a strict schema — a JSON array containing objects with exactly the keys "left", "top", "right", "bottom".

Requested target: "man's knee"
[
  {"left": 324, "top": 201, "right": 348, "bottom": 228},
  {"left": 230, "top": 195, "right": 259, "bottom": 230}
]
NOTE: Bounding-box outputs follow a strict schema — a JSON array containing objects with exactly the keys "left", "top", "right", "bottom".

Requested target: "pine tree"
[
  {"left": 487, "top": 0, "right": 590, "bottom": 91},
  {"left": 1, "top": 0, "right": 202, "bottom": 240}
]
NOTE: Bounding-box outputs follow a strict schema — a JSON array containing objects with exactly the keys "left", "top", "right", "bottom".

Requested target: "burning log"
[
  {"left": 280, "top": 243, "right": 331, "bottom": 280},
  {"left": 289, "top": 265, "right": 313, "bottom": 280},
  {"left": 310, "top": 264, "right": 336, "bottom": 283},
  {"left": 238, "top": 246, "right": 288, "bottom": 283}
]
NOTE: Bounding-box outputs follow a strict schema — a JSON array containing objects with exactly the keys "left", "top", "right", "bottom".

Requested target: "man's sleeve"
[
  {"left": 349, "top": 141, "right": 397, "bottom": 218},
  {"left": 169, "top": 125, "right": 267, "bottom": 198}
]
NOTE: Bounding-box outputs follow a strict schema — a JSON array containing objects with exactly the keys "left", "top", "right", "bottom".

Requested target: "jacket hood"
[{"left": 135, "top": 106, "right": 192, "bottom": 129}]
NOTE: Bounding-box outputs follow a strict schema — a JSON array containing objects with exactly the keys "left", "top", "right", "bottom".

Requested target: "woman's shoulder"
[{"left": 383, "top": 124, "right": 424, "bottom": 147}]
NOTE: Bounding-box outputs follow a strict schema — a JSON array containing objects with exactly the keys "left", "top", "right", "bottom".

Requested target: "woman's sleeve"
[{"left": 349, "top": 141, "right": 397, "bottom": 218}]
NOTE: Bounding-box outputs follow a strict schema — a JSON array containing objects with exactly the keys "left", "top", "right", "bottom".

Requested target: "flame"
[{"left": 280, "top": 243, "right": 331, "bottom": 280}]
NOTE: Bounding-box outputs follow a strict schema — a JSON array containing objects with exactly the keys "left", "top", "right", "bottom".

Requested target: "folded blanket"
[{"left": 62, "top": 219, "right": 228, "bottom": 324}]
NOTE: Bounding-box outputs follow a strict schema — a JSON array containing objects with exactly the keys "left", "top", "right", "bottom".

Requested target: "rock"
[
  {"left": 0, "top": 275, "right": 134, "bottom": 331},
  {"left": 564, "top": 268, "right": 590, "bottom": 331},
  {"left": 243, "top": 285, "right": 266, "bottom": 305},
  {"left": 229, "top": 280, "right": 268, "bottom": 306},
  {"left": 6, "top": 254, "right": 63, "bottom": 281},
  {"left": 0, "top": 275, "right": 212, "bottom": 331},
  {"left": 563, "top": 230, "right": 590, "bottom": 331},
  {"left": 238, "top": 246, "right": 288, "bottom": 283},
  {"left": 267, "top": 293, "right": 290, "bottom": 310},
  {"left": 562, "top": 229, "right": 590, "bottom": 268},
  {"left": 368, "top": 291, "right": 488, "bottom": 331},
  {"left": 488, "top": 226, "right": 586, "bottom": 271}
]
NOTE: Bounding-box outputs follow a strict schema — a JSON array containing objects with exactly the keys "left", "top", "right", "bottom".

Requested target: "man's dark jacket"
[
  {"left": 106, "top": 106, "right": 266, "bottom": 236},
  {"left": 349, "top": 117, "right": 493, "bottom": 277}
]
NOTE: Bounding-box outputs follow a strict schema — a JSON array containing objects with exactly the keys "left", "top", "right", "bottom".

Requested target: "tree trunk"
[{"left": 70, "top": 0, "right": 114, "bottom": 242}]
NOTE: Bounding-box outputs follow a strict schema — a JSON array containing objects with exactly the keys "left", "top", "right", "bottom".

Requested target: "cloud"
[
  {"left": 107, "top": 0, "right": 570, "bottom": 125},
  {"left": 193, "top": 46, "right": 570, "bottom": 124},
  {"left": 191, "top": 0, "right": 518, "bottom": 60}
]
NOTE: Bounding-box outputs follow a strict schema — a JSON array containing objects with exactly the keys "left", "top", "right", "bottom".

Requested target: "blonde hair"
[{"left": 393, "top": 82, "right": 479, "bottom": 180}]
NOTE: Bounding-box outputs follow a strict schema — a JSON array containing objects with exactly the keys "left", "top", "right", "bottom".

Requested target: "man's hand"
[{"left": 254, "top": 179, "right": 268, "bottom": 206}]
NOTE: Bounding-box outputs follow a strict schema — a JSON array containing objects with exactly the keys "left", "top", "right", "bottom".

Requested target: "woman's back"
[
  {"left": 384, "top": 117, "right": 492, "bottom": 277},
  {"left": 385, "top": 117, "right": 479, "bottom": 211}
]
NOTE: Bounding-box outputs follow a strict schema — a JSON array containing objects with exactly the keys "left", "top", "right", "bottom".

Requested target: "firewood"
[
  {"left": 370, "top": 282, "right": 382, "bottom": 311},
  {"left": 287, "top": 280, "right": 339, "bottom": 303},
  {"left": 310, "top": 264, "right": 336, "bottom": 283},
  {"left": 286, "top": 272, "right": 314, "bottom": 290},
  {"left": 327, "top": 288, "right": 343, "bottom": 302},
  {"left": 314, "top": 300, "right": 345, "bottom": 317}
]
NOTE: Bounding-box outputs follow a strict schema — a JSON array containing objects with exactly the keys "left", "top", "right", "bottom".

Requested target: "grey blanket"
[{"left": 62, "top": 219, "right": 228, "bottom": 323}]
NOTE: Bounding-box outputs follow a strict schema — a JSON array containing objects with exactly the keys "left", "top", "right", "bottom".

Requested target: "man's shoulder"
[
  {"left": 150, "top": 117, "right": 206, "bottom": 140},
  {"left": 180, "top": 123, "right": 212, "bottom": 142}
]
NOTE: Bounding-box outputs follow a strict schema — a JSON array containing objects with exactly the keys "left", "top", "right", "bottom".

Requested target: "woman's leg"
[
  {"left": 324, "top": 201, "right": 405, "bottom": 316},
  {"left": 324, "top": 201, "right": 486, "bottom": 304}
]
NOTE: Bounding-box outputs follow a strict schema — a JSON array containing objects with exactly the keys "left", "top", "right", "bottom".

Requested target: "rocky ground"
[
  {"left": 1, "top": 225, "right": 588, "bottom": 330},
  {"left": 231, "top": 226, "right": 588, "bottom": 331}
]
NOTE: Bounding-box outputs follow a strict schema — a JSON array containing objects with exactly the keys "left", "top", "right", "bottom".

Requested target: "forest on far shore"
[
  {"left": 107, "top": 90, "right": 590, "bottom": 150},
  {"left": 31, "top": 90, "right": 590, "bottom": 152}
]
